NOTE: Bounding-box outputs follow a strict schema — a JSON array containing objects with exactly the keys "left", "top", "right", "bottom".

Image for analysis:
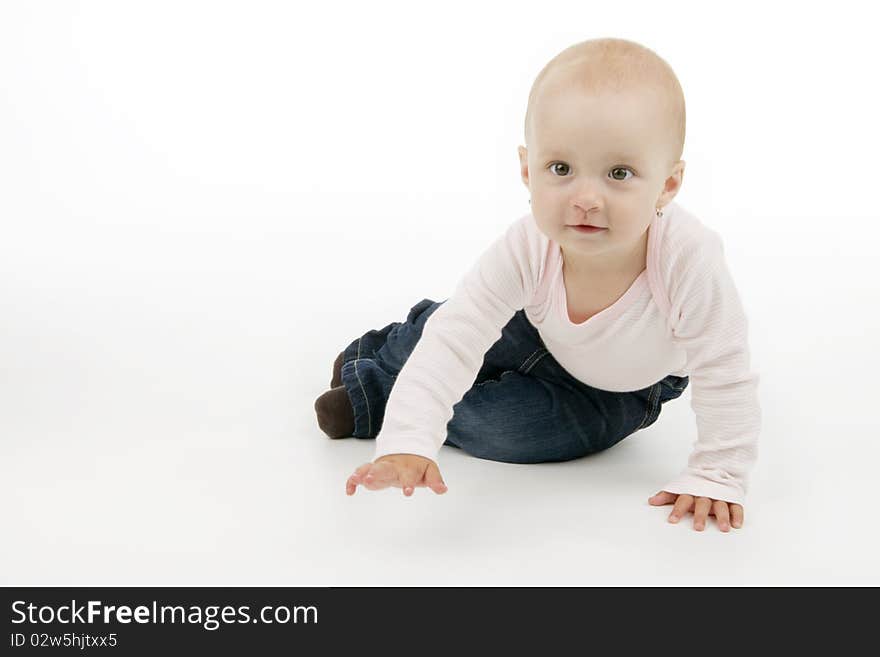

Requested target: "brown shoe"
[{"left": 314, "top": 385, "right": 354, "bottom": 439}]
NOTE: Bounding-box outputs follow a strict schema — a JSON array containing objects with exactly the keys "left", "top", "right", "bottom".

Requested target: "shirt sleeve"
[
  {"left": 661, "top": 230, "right": 762, "bottom": 506},
  {"left": 371, "top": 216, "right": 541, "bottom": 464}
]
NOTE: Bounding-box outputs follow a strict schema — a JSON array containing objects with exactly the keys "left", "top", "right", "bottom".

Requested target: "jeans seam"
[
  {"left": 637, "top": 383, "right": 661, "bottom": 430},
  {"left": 354, "top": 337, "right": 372, "bottom": 435},
  {"left": 519, "top": 347, "right": 548, "bottom": 374}
]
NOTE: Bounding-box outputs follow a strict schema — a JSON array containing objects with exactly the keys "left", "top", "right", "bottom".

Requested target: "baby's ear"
[{"left": 517, "top": 146, "right": 529, "bottom": 185}]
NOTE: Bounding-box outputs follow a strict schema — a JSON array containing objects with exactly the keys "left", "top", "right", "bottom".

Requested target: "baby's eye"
[
  {"left": 549, "top": 162, "right": 570, "bottom": 176},
  {"left": 609, "top": 166, "right": 635, "bottom": 181}
]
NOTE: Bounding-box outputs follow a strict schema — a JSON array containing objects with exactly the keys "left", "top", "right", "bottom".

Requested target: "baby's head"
[{"left": 518, "top": 38, "right": 686, "bottom": 267}]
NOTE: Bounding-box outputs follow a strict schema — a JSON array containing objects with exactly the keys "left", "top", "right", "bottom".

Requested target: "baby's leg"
[
  {"left": 444, "top": 364, "right": 688, "bottom": 464},
  {"left": 318, "top": 298, "right": 446, "bottom": 439},
  {"left": 444, "top": 372, "right": 612, "bottom": 462},
  {"left": 320, "top": 295, "right": 686, "bottom": 452},
  {"left": 327, "top": 296, "right": 527, "bottom": 439}
]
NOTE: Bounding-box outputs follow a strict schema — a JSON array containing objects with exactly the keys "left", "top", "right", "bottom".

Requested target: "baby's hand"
[
  {"left": 648, "top": 491, "right": 744, "bottom": 532},
  {"left": 345, "top": 454, "right": 448, "bottom": 497}
]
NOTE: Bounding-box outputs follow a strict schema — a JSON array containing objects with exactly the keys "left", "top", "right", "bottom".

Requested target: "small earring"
[
  {"left": 655, "top": 207, "right": 664, "bottom": 218},
  {"left": 528, "top": 198, "right": 531, "bottom": 205}
]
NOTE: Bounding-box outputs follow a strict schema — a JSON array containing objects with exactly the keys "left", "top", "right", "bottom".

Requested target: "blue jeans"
[{"left": 339, "top": 298, "right": 688, "bottom": 464}]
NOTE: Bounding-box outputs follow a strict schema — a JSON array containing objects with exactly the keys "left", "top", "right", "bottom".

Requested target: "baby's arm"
[
  {"left": 346, "top": 215, "right": 544, "bottom": 496},
  {"left": 658, "top": 229, "right": 761, "bottom": 514}
]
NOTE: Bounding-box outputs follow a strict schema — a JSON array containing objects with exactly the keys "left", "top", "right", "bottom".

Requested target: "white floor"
[
  {"left": 1, "top": 370, "right": 876, "bottom": 586},
  {"left": 1, "top": 223, "right": 878, "bottom": 586}
]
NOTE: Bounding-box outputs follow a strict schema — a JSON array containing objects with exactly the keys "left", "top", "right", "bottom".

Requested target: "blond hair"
[{"left": 524, "top": 38, "right": 686, "bottom": 167}]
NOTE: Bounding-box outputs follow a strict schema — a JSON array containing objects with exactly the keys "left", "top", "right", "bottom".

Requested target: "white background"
[{"left": 1, "top": 0, "right": 878, "bottom": 585}]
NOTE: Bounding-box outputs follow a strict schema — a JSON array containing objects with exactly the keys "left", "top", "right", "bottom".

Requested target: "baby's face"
[{"left": 518, "top": 85, "right": 683, "bottom": 268}]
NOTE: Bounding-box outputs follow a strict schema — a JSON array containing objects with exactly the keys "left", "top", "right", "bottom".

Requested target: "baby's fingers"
[
  {"left": 730, "top": 504, "right": 744, "bottom": 528},
  {"left": 668, "top": 494, "right": 693, "bottom": 523},
  {"left": 693, "top": 497, "right": 712, "bottom": 531},
  {"left": 345, "top": 462, "right": 374, "bottom": 496},
  {"left": 648, "top": 491, "right": 677, "bottom": 506},
  {"left": 714, "top": 501, "right": 731, "bottom": 532},
  {"left": 423, "top": 462, "right": 448, "bottom": 495},
  {"left": 398, "top": 467, "right": 421, "bottom": 496}
]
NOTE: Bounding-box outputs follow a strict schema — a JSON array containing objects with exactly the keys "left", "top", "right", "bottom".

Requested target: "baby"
[{"left": 315, "top": 37, "right": 760, "bottom": 533}]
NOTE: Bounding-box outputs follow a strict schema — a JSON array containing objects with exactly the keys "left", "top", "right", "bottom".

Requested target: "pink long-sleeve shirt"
[{"left": 372, "top": 200, "right": 761, "bottom": 505}]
